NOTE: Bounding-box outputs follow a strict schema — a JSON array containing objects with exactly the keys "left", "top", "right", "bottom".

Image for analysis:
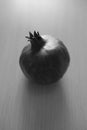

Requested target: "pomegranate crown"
[
  {"left": 25, "top": 31, "right": 45, "bottom": 53},
  {"left": 25, "top": 31, "right": 42, "bottom": 41}
]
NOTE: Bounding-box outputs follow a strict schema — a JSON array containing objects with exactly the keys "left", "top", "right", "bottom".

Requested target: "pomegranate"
[{"left": 19, "top": 31, "right": 70, "bottom": 85}]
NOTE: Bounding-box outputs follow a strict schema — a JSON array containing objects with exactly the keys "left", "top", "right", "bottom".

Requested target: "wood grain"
[{"left": 0, "top": 0, "right": 87, "bottom": 130}]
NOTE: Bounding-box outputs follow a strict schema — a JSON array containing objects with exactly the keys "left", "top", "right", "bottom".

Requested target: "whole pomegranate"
[{"left": 19, "top": 31, "right": 70, "bottom": 85}]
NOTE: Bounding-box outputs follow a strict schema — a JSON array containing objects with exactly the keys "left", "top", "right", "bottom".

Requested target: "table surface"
[{"left": 0, "top": 0, "right": 87, "bottom": 130}]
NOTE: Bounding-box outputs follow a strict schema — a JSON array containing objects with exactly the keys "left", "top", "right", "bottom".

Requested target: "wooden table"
[{"left": 0, "top": 0, "right": 87, "bottom": 129}]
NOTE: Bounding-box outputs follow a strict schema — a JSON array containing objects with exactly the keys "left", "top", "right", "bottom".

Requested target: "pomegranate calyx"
[{"left": 25, "top": 31, "right": 46, "bottom": 54}]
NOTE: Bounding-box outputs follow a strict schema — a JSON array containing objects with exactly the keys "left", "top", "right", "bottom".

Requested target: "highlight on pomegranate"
[{"left": 19, "top": 31, "right": 70, "bottom": 85}]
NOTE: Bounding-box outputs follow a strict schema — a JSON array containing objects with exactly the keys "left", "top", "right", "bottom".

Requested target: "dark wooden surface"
[{"left": 0, "top": 0, "right": 87, "bottom": 130}]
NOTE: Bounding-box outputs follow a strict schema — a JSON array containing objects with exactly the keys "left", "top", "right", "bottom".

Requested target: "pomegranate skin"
[{"left": 19, "top": 31, "right": 70, "bottom": 85}]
